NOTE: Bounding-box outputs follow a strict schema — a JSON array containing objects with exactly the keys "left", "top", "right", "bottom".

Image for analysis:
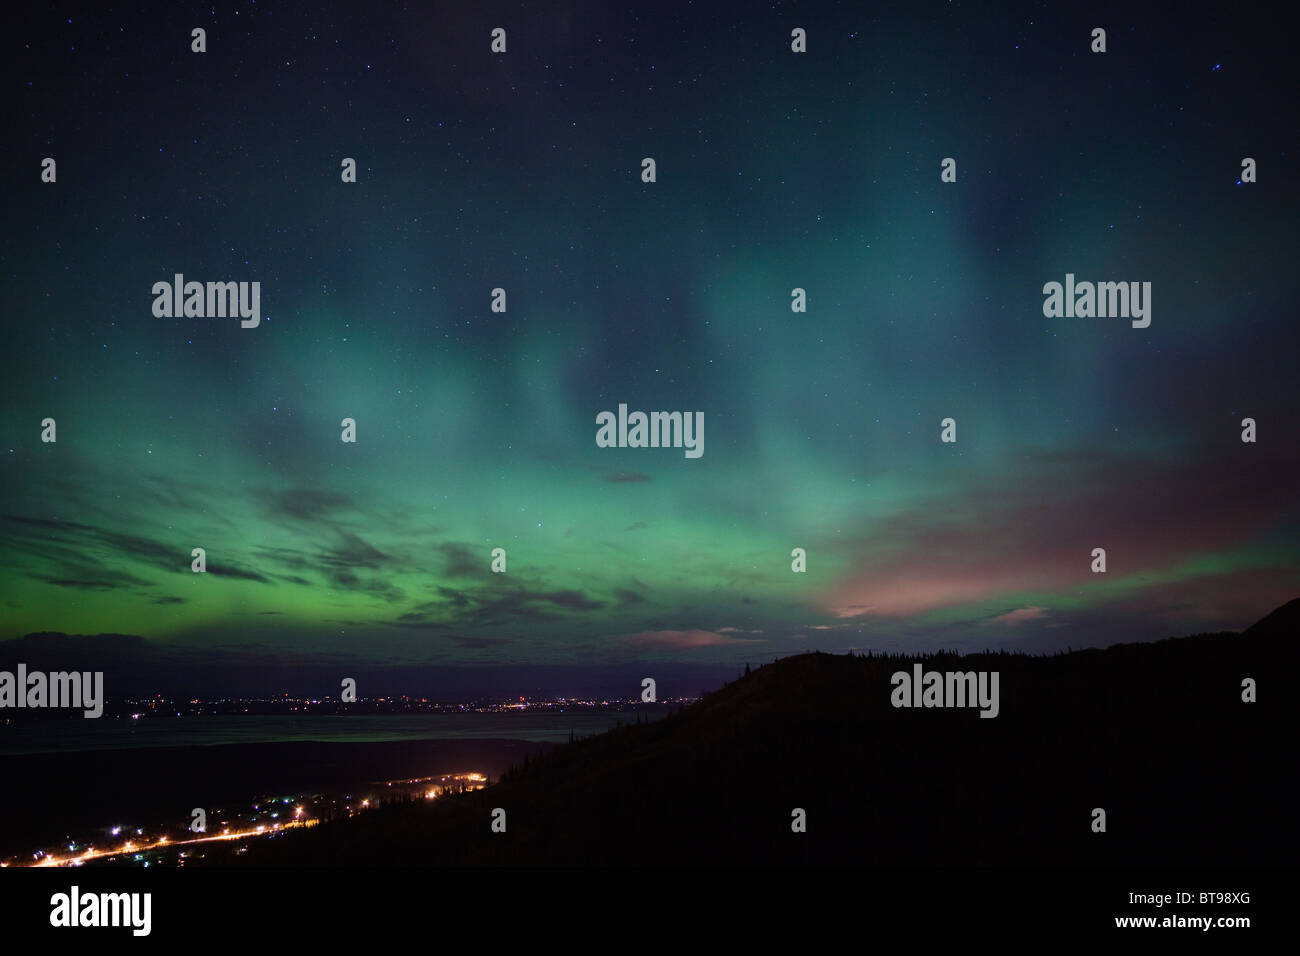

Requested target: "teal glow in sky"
[{"left": 3, "top": 1, "right": 1297, "bottom": 679}]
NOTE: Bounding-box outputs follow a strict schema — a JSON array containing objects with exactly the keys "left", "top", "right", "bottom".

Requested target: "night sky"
[{"left": 3, "top": 1, "right": 1297, "bottom": 690}]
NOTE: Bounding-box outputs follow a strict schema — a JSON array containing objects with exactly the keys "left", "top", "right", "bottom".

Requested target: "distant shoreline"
[{"left": 0, "top": 710, "right": 651, "bottom": 756}]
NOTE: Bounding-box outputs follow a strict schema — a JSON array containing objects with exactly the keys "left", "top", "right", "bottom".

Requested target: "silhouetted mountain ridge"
[{"left": 1240, "top": 595, "right": 1300, "bottom": 640}]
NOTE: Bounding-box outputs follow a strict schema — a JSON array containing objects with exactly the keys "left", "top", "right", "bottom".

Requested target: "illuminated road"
[
  {"left": 26, "top": 819, "right": 313, "bottom": 867},
  {"left": 9, "top": 771, "right": 488, "bottom": 868}
]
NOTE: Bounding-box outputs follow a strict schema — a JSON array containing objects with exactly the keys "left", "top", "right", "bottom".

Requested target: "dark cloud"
[
  {"left": 308, "top": 530, "right": 406, "bottom": 600},
  {"left": 409, "top": 584, "right": 610, "bottom": 628},
  {"left": 25, "top": 565, "right": 155, "bottom": 590},
  {"left": 436, "top": 587, "right": 470, "bottom": 608},
  {"left": 320, "top": 532, "right": 389, "bottom": 570},
  {"left": 444, "top": 634, "right": 509, "bottom": 649},
  {"left": 266, "top": 488, "right": 354, "bottom": 521},
  {"left": 325, "top": 568, "right": 404, "bottom": 603},
  {"left": 2, "top": 513, "right": 187, "bottom": 578},
  {"left": 30, "top": 576, "right": 129, "bottom": 591},
  {"left": 206, "top": 564, "right": 271, "bottom": 584},
  {"left": 1, "top": 514, "right": 96, "bottom": 534},
  {"left": 615, "top": 588, "right": 647, "bottom": 606},
  {"left": 437, "top": 542, "right": 484, "bottom": 579},
  {"left": 138, "top": 473, "right": 229, "bottom": 518},
  {"left": 255, "top": 546, "right": 312, "bottom": 570},
  {"left": 544, "top": 589, "right": 606, "bottom": 611},
  {"left": 625, "top": 629, "right": 764, "bottom": 649},
  {"left": 88, "top": 527, "right": 182, "bottom": 569}
]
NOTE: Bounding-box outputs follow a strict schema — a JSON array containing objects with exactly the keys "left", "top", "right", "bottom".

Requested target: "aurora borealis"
[{"left": 3, "top": 0, "right": 1297, "bottom": 689}]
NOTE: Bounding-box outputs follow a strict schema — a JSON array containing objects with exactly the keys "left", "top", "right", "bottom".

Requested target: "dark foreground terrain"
[{"left": 237, "top": 600, "right": 1297, "bottom": 865}]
